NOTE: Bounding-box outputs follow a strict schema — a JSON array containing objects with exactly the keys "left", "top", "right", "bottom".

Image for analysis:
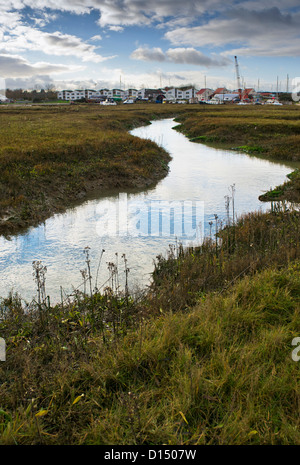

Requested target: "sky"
[{"left": 0, "top": 0, "right": 299, "bottom": 92}]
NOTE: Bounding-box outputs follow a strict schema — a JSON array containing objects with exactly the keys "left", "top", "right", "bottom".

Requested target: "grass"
[
  {"left": 0, "top": 206, "right": 299, "bottom": 445},
  {"left": 0, "top": 103, "right": 199, "bottom": 236},
  {"left": 1, "top": 103, "right": 300, "bottom": 445},
  {"left": 259, "top": 169, "right": 300, "bottom": 202},
  {"left": 173, "top": 104, "right": 300, "bottom": 201},
  {"left": 1, "top": 103, "right": 299, "bottom": 235}
]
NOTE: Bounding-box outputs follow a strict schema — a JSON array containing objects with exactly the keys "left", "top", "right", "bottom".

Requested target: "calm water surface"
[{"left": 0, "top": 118, "right": 293, "bottom": 302}]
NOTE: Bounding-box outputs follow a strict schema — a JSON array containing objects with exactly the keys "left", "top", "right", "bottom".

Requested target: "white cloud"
[
  {"left": 130, "top": 46, "right": 231, "bottom": 67},
  {"left": 131, "top": 47, "right": 166, "bottom": 62},
  {"left": 166, "top": 48, "right": 231, "bottom": 67},
  {"left": 165, "top": 7, "right": 300, "bottom": 56},
  {"left": 0, "top": 1, "right": 299, "bottom": 89},
  {"left": 0, "top": 0, "right": 229, "bottom": 28},
  {"left": 0, "top": 54, "right": 83, "bottom": 78},
  {"left": 0, "top": 26, "right": 116, "bottom": 63},
  {"left": 108, "top": 26, "right": 124, "bottom": 32},
  {"left": 52, "top": 67, "right": 229, "bottom": 91},
  {"left": 95, "top": 0, "right": 228, "bottom": 28},
  {"left": 90, "top": 34, "right": 102, "bottom": 41},
  {"left": 30, "top": 11, "right": 58, "bottom": 27}
]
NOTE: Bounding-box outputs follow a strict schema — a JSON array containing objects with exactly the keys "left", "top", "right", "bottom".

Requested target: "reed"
[{"left": 0, "top": 203, "right": 299, "bottom": 444}]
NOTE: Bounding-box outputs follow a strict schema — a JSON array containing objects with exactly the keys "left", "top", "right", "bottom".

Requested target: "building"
[
  {"left": 211, "top": 87, "right": 229, "bottom": 97},
  {"left": 137, "top": 88, "right": 166, "bottom": 101},
  {"left": 241, "top": 88, "right": 257, "bottom": 101},
  {"left": 183, "top": 87, "right": 199, "bottom": 100},
  {"left": 112, "top": 89, "right": 125, "bottom": 99},
  {"left": 125, "top": 89, "right": 139, "bottom": 99},
  {"left": 57, "top": 89, "right": 97, "bottom": 101},
  {"left": 57, "top": 85, "right": 259, "bottom": 104},
  {"left": 196, "top": 88, "right": 214, "bottom": 102},
  {"left": 163, "top": 86, "right": 199, "bottom": 102}
]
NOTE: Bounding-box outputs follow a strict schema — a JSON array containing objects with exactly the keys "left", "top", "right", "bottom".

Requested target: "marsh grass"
[
  {"left": 0, "top": 104, "right": 195, "bottom": 235},
  {"left": 174, "top": 105, "right": 300, "bottom": 201},
  {"left": 1, "top": 104, "right": 299, "bottom": 235},
  {"left": 0, "top": 204, "right": 299, "bottom": 444},
  {"left": 1, "top": 104, "right": 300, "bottom": 445}
]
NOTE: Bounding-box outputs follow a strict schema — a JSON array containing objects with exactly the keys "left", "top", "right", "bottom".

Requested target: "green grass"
[
  {"left": 173, "top": 105, "right": 300, "bottom": 201},
  {"left": 0, "top": 207, "right": 299, "bottom": 445},
  {"left": 0, "top": 104, "right": 198, "bottom": 235},
  {"left": 259, "top": 169, "right": 300, "bottom": 202},
  {"left": 0, "top": 262, "right": 299, "bottom": 444},
  {"left": 1, "top": 104, "right": 300, "bottom": 445},
  {"left": 1, "top": 103, "right": 299, "bottom": 235}
]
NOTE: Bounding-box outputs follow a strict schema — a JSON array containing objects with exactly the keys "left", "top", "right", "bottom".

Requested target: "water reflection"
[{"left": 0, "top": 118, "right": 292, "bottom": 302}]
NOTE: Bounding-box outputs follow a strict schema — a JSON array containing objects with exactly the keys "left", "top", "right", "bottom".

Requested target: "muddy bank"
[{"left": 0, "top": 147, "right": 171, "bottom": 237}]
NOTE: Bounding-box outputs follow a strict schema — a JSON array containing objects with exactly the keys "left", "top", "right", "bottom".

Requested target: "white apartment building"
[
  {"left": 164, "top": 87, "right": 198, "bottom": 101},
  {"left": 112, "top": 89, "right": 126, "bottom": 99},
  {"left": 184, "top": 88, "right": 198, "bottom": 100},
  {"left": 57, "top": 89, "right": 98, "bottom": 100},
  {"left": 57, "top": 86, "right": 199, "bottom": 102},
  {"left": 125, "top": 89, "right": 138, "bottom": 98},
  {"left": 136, "top": 88, "right": 147, "bottom": 99}
]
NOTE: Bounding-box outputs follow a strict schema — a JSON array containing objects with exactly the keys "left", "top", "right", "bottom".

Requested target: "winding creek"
[{"left": 0, "top": 118, "right": 295, "bottom": 302}]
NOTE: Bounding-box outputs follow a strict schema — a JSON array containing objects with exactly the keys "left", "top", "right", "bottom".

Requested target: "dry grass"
[
  {"left": 0, "top": 104, "right": 197, "bottom": 235},
  {"left": 0, "top": 207, "right": 299, "bottom": 445},
  {"left": 173, "top": 104, "right": 300, "bottom": 202},
  {"left": 1, "top": 103, "right": 300, "bottom": 445},
  {"left": 1, "top": 103, "right": 299, "bottom": 234}
]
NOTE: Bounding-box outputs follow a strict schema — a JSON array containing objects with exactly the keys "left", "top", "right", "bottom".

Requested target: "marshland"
[{"left": 0, "top": 103, "right": 300, "bottom": 445}]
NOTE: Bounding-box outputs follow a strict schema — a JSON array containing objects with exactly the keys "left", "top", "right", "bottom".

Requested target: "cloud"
[
  {"left": 130, "top": 47, "right": 166, "bottom": 62},
  {"left": 0, "top": 0, "right": 224, "bottom": 28},
  {"left": 0, "top": 54, "right": 83, "bottom": 78},
  {"left": 90, "top": 35, "right": 102, "bottom": 41},
  {"left": 164, "top": 7, "right": 300, "bottom": 56},
  {"left": 0, "top": 1, "right": 299, "bottom": 90},
  {"left": 30, "top": 11, "right": 58, "bottom": 27},
  {"left": 108, "top": 26, "right": 124, "bottom": 32},
  {"left": 94, "top": 0, "right": 232, "bottom": 28},
  {"left": 130, "top": 46, "right": 231, "bottom": 67},
  {"left": 166, "top": 48, "right": 232, "bottom": 67},
  {"left": 1, "top": 1, "right": 300, "bottom": 32},
  {"left": 0, "top": 26, "right": 116, "bottom": 63},
  {"left": 224, "top": 44, "right": 300, "bottom": 57},
  {"left": 52, "top": 67, "right": 229, "bottom": 91},
  {"left": 5, "top": 76, "right": 55, "bottom": 90}
]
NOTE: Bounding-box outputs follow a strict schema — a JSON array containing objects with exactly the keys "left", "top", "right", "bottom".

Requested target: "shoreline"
[{"left": 1, "top": 104, "right": 299, "bottom": 238}]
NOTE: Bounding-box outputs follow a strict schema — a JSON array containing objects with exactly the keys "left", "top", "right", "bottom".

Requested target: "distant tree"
[
  {"left": 279, "top": 92, "right": 293, "bottom": 102},
  {"left": 5, "top": 88, "right": 14, "bottom": 99}
]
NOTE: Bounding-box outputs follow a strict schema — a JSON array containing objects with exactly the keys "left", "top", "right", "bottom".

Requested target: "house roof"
[
  {"left": 243, "top": 88, "right": 255, "bottom": 94},
  {"left": 213, "top": 93, "right": 239, "bottom": 101},
  {"left": 196, "top": 88, "right": 213, "bottom": 95},
  {"left": 213, "top": 87, "right": 228, "bottom": 94}
]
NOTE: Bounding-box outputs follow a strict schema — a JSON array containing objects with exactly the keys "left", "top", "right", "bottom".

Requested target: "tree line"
[{"left": 5, "top": 87, "right": 57, "bottom": 102}]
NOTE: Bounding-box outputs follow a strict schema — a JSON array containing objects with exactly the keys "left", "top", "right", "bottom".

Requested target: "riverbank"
[
  {"left": 1, "top": 104, "right": 299, "bottom": 236},
  {"left": 0, "top": 104, "right": 198, "bottom": 236},
  {"left": 173, "top": 105, "right": 300, "bottom": 202},
  {"left": 0, "top": 206, "right": 299, "bottom": 445},
  {"left": 1, "top": 104, "right": 300, "bottom": 445}
]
